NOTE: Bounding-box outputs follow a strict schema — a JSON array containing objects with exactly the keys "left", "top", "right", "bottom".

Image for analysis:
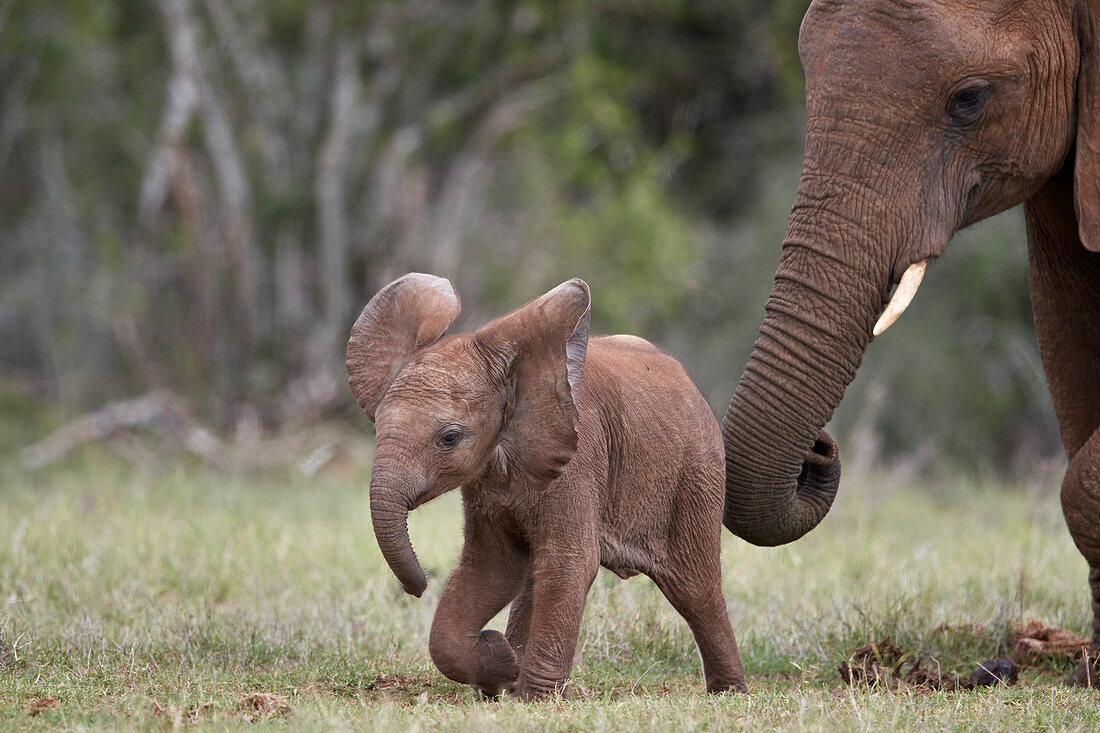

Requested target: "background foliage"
[{"left": 0, "top": 0, "right": 1053, "bottom": 473}]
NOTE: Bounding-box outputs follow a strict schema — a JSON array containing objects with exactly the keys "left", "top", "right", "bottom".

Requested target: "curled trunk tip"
[{"left": 723, "top": 425, "right": 841, "bottom": 547}]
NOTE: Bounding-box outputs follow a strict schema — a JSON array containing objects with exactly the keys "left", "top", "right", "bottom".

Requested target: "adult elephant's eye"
[
  {"left": 436, "top": 429, "right": 462, "bottom": 450},
  {"left": 947, "top": 82, "right": 992, "bottom": 127}
]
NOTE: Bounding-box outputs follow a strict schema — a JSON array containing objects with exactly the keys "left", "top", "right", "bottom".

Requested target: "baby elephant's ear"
[
  {"left": 476, "top": 279, "right": 591, "bottom": 484},
  {"left": 347, "top": 273, "right": 461, "bottom": 420}
]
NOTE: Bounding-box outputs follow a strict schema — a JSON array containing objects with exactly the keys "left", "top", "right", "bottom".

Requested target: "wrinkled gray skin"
[
  {"left": 722, "top": 0, "right": 1100, "bottom": 685},
  {"left": 348, "top": 274, "right": 747, "bottom": 700}
]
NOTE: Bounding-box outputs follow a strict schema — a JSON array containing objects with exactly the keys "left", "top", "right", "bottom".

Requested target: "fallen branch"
[
  {"left": 21, "top": 390, "right": 228, "bottom": 470},
  {"left": 20, "top": 390, "right": 364, "bottom": 474},
  {"left": 22, "top": 393, "right": 174, "bottom": 470}
]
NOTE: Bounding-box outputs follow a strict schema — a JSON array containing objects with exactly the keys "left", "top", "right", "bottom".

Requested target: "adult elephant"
[{"left": 722, "top": 0, "right": 1100, "bottom": 684}]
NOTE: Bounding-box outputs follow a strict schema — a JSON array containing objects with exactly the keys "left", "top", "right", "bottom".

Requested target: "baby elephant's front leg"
[
  {"left": 429, "top": 546, "right": 524, "bottom": 696},
  {"left": 511, "top": 547, "right": 600, "bottom": 700}
]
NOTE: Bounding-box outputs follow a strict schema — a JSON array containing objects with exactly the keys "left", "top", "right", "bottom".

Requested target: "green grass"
[{"left": 1, "top": 446, "right": 1098, "bottom": 730}]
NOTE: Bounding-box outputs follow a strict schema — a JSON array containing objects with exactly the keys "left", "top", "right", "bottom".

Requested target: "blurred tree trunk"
[{"left": 313, "top": 38, "right": 359, "bottom": 379}]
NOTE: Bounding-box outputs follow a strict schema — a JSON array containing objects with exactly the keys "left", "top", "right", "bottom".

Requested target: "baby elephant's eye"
[{"left": 436, "top": 429, "right": 462, "bottom": 450}]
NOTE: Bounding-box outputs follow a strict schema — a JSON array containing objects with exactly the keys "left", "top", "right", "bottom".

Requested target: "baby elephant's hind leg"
[{"left": 651, "top": 555, "right": 747, "bottom": 693}]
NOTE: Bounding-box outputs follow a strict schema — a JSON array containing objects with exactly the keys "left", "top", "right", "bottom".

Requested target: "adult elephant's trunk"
[
  {"left": 722, "top": 150, "right": 908, "bottom": 545},
  {"left": 369, "top": 467, "right": 428, "bottom": 597}
]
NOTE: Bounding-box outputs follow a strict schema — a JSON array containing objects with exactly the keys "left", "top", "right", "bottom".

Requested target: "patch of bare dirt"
[
  {"left": 900, "top": 660, "right": 976, "bottom": 691},
  {"left": 1008, "top": 621, "right": 1090, "bottom": 665},
  {"left": 838, "top": 639, "right": 910, "bottom": 688},
  {"left": 363, "top": 674, "right": 425, "bottom": 693},
  {"left": 330, "top": 673, "right": 470, "bottom": 704},
  {"left": 238, "top": 692, "right": 291, "bottom": 723},
  {"left": 838, "top": 638, "right": 1016, "bottom": 692},
  {"left": 836, "top": 621, "right": 1100, "bottom": 692},
  {"left": 28, "top": 697, "right": 59, "bottom": 717},
  {"left": 329, "top": 673, "right": 427, "bottom": 698}
]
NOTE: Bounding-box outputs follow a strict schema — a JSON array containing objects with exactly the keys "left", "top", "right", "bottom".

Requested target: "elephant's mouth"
[{"left": 410, "top": 481, "right": 456, "bottom": 509}]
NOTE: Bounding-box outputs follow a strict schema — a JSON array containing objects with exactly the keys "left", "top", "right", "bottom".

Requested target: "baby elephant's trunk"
[{"left": 369, "top": 471, "right": 427, "bottom": 598}]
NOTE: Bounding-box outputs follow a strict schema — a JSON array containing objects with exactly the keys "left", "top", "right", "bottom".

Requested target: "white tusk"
[{"left": 873, "top": 260, "right": 928, "bottom": 336}]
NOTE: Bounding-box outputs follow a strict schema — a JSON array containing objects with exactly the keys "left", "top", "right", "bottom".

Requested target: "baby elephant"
[{"left": 346, "top": 274, "right": 747, "bottom": 699}]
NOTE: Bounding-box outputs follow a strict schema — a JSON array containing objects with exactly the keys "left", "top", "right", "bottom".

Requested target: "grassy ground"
[{"left": 1, "top": 445, "right": 1098, "bottom": 731}]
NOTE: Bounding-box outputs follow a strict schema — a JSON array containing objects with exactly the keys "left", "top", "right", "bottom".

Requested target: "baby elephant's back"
[
  {"left": 578, "top": 335, "right": 724, "bottom": 528},
  {"left": 584, "top": 333, "right": 718, "bottom": 432}
]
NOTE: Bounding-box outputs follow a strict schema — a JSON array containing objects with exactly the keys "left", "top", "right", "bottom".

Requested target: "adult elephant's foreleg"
[
  {"left": 1062, "top": 429, "right": 1100, "bottom": 687},
  {"left": 1025, "top": 166, "right": 1100, "bottom": 687}
]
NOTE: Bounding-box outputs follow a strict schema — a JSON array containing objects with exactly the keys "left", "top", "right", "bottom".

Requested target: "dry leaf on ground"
[
  {"left": 1008, "top": 621, "right": 1090, "bottom": 664},
  {"left": 238, "top": 692, "right": 291, "bottom": 723},
  {"left": 28, "top": 697, "right": 59, "bottom": 717}
]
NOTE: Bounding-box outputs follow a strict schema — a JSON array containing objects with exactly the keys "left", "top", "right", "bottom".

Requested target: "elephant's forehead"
[
  {"left": 801, "top": 0, "right": 1004, "bottom": 72},
  {"left": 799, "top": 0, "right": 1042, "bottom": 114},
  {"left": 804, "top": 0, "right": 1012, "bottom": 24},
  {"left": 383, "top": 339, "right": 493, "bottom": 410}
]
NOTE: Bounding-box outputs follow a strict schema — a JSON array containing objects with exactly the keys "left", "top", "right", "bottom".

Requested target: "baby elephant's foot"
[
  {"left": 706, "top": 676, "right": 749, "bottom": 694},
  {"left": 474, "top": 630, "right": 519, "bottom": 697},
  {"left": 508, "top": 674, "right": 570, "bottom": 702}
]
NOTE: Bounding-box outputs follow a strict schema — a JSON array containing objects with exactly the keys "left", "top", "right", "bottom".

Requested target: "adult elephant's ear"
[
  {"left": 1076, "top": 0, "right": 1100, "bottom": 251},
  {"left": 346, "top": 274, "right": 461, "bottom": 420},
  {"left": 475, "top": 279, "right": 591, "bottom": 484}
]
